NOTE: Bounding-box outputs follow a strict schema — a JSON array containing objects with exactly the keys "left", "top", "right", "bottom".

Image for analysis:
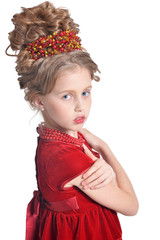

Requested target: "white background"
[{"left": 1, "top": 0, "right": 160, "bottom": 239}]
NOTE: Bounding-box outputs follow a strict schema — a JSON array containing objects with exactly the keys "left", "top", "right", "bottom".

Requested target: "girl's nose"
[{"left": 74, "top": 98, "right": 83, "bottom": 112}]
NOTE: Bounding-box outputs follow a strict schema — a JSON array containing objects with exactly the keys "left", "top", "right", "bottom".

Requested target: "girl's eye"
[
  {"left": 63, "top": 94, "right": 71, "bottom": 100},
  {"left": 82, "top": 91, "right": 90, "bottom": 96}
]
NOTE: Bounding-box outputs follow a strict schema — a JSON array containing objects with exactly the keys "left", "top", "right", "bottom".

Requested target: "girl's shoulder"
[
  {"left": 36, "top": 138, "right": 94, "bottom": 191},
  {"left": 36, "top": 124, "right": 100, "bottom": 163},
  {"left": 37, "top": 137, "right": 83, "bottom": 157}
]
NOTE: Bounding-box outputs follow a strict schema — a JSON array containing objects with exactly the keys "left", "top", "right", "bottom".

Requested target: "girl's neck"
[{"left": 66, "top": 130, "right": 78, "bottom": 139}]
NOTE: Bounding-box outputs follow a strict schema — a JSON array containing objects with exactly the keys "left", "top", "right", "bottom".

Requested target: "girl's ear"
[{"left": 32, "top": 95, "right": 44, "bottom": 111}]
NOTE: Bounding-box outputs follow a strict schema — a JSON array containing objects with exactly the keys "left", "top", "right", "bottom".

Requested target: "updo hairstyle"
[{"left": 6, "top": 1, "right": 100, "bottom": 108}]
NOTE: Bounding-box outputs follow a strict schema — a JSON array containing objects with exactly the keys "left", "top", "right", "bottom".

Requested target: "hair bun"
[{"left": 8, "top": 1, "right": 79, "bottom": 52}]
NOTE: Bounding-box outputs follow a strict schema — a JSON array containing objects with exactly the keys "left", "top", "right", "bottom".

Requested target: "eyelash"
[{"left": 62, "top": 91, "right": 91, "bottom": 100}]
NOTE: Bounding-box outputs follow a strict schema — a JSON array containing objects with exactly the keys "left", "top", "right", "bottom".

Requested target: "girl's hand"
[
  {"left": 81, "top": 144, "right": 116, "bottom": 190},
  {"left": 79, "top": 128, "right": 104, "bottom": 153}
]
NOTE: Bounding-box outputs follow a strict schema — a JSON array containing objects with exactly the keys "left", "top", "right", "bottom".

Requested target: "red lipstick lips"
[{"left": 74, "top": 116, "right": 85, "bottom": 124}]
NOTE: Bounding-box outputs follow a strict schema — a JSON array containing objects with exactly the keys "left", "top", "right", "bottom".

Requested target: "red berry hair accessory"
[{"left": 25, "top": 30, "right": 82, "bottom": 60}]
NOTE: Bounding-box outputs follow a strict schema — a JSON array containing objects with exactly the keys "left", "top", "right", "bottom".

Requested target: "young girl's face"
[{"left": 38, "top": 67, "right": 92, "bottom": 137}]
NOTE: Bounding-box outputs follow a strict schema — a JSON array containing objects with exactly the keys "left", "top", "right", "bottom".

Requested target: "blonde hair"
[{"left": 6, "top": 1, "right": 100, "bottom": 108}]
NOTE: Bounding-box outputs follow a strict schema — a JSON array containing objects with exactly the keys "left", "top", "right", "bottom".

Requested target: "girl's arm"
[
  {"left": 80, "top": 129, "right": 138, "bottom": 196},
  {"left": 81, "top": 152, "right": 116, "bottom": 190},
  {"left": 65, "top": 129, "right": 139, "bottom": 216}
]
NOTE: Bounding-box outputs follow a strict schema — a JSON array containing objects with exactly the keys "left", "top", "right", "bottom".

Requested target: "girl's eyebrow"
[{"left": 59, "top": 85, "right": 92, "bottom": 94}]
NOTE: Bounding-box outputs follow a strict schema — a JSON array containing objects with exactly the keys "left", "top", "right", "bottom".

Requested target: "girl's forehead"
[{"left": 54, "top": 67, "right": 92, "bottom": 91}]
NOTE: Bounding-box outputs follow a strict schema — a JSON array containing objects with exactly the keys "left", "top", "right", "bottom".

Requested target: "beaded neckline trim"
[{"left": 37, "top": 124, "right": 85, "bottom": 147}]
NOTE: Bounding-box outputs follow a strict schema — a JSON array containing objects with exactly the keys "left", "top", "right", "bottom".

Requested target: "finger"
[
  {"left": 82, "top": 159, "right": 102, "bottom": 179},
  {"left": 83, "top": 144, "right": 97, "bottom": 161},
  {"left": 82, "top": 163, "right": 116, "bottom": 188},
  {"left": 83, "top": 166, "right": 115, "bottom": 187},
  {"left": 82, "top": 169, "right": 103, "bottom": 186},
  {"left": 82, "top": 173, "right": 104, "bottom": 189},
  {"left": 82, "top": 166, "right": 113, "bottom": 187},
  {"left": 84, "top": 175, "right": 114, "bottom": 190},
  {"left": 90, "top": 178, "right": 114, "bottom": 190}
]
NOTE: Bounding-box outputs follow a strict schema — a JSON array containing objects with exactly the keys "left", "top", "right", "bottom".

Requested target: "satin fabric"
[
  {"left": 26, "top": 191, "right": 40, "bottom": 240},
  {"left": 26, "top": 131, "right": 122, "bottom": 240}
]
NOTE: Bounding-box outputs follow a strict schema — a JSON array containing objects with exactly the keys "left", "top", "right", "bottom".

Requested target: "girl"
[{"left": 6, "top": 2, "right": 138, "bottom": 239}]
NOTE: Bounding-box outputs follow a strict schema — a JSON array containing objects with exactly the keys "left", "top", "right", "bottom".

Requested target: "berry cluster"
[{"left": 25, "top": 30, "right": 82, "bottom": 60}]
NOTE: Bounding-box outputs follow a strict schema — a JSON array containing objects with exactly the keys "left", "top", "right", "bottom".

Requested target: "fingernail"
[
  {"left": 84, "top": 185, "right": 89, "bottom": 189},
  {"left": 83, "top": 173, "right": 86, "bottom": 179},
  {"left": 81, "top": 180, "right": 86, "bottom": 186}
]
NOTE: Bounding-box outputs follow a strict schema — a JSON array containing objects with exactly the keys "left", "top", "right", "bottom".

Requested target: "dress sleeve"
[{"left": 45, "top": 143, "right": 96, "bottom": 190}]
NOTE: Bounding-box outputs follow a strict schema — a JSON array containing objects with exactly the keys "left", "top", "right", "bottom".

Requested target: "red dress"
[{"left": 26, "top": 125, "right": 122, "bottom": 240}]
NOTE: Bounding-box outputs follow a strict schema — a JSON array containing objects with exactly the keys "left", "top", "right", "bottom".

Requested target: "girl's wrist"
[
  {"left": 96, "top": 140, "right": 108, "bottom": 155},
  {"left": 97, "top": 141, "right": 111, "bottom": 160}
]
